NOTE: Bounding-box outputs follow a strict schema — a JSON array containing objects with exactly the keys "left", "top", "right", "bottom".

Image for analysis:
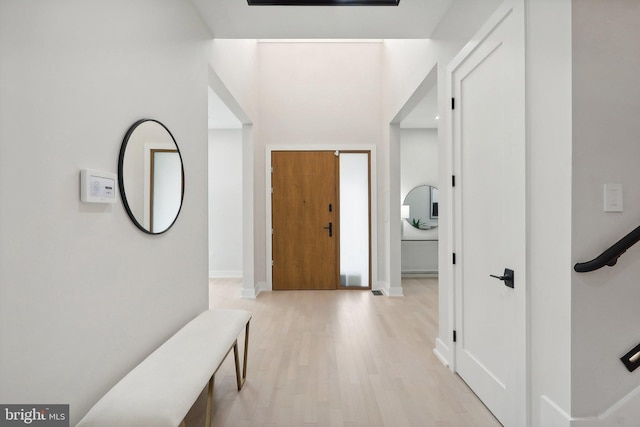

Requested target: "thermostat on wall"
[{"left": 80, "top": 169, "right": 117, "bottom": 204}]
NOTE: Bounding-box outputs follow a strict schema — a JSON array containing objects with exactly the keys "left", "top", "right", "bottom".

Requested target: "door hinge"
[
  {"left": 452, "top": 175, "right": 456, "bottom": 187},
  {"left": 453, "top": 330, "right": 457, "bottom": 342},
  {"left": 451, "top": 97, "right": 455, "bottom": 110},
  {"left": 452, "top": 253, "right": 456, "bottom": 264},
  {"left": 271, "top": 166, "right": 273, "bottom": 173},
  {"left": 271, "top": 187, "right": 273, "bottom": 194},
  {"left": 271, "top": 260, "right": 274, "bottom": 266}
]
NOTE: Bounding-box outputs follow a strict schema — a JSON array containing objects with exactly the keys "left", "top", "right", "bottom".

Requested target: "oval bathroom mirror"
[
  {"left": 403, "top": 185, "right": 438, "bottom": 230},
  {"left": 118, "top": 119, "right": 184, "bottom": 234}
]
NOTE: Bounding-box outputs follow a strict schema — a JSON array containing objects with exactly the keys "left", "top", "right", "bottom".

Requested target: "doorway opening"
[
  {"left": 208, "top": 88, "right": 243, "bottom": 280},
  {"left": 207, "top": 66, "right": 256, "bottom": 298},
  {"left": 399, "top": 81, "right": 440, "bottom": 280},
  {"left": 390, "top": 64, "right": 440, "bottom": 294}
]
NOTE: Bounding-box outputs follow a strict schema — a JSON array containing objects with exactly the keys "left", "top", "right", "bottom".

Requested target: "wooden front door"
[{"left": 272, "top": 151, "right": 338, "bottom": 290}]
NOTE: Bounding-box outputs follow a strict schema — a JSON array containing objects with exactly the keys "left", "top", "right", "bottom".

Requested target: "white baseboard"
[
  {"left": 387, "top": 287, "right": 404, "bottom": 296},
  {"left": 377, "top": 281, "right": 404, "bottom": 296},
  {"left": 570, "top": 382, "right": 640, "bottom": 427},
  {"left": 375, "top": 281, "right": 388, "bottom": 294},
  {"left": 209, "top": 270, "right": 243, "bottom": 279},
  {"left": 433, "top": 337, "right": 450, "bottom": 367},
  {"left": 240, "top": 283, "right": 259, "bottom": 298},
  {"left": 569, "top": 418, "right": 599, "bottom": 427},
  {"left": 240, "top": 288, "right": 257, "bottom": 298},
  {"left": 259, "top": 281, "right": 271, "bottom": 292},
  {"left": 539, "top": 395, "right": 572, "bottom": 427},
  {"left": 239, "top": 281, "right": 266, "bottom": 299},
  {"left": 538, "top": 382, "right": 640, "bottom": 427}
]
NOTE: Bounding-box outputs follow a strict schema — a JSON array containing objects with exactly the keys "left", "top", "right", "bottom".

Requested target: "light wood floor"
[{"left": 184, "top": 278, "right": 501, "bottom": 427}]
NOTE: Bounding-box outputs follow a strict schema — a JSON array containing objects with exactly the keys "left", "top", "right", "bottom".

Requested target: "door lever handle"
[
  {"left": 490, "top": 268, "right": 514, "bottom": 288},
  {"left": 323, "top": 222, "right": 333, "bottom": 237}
]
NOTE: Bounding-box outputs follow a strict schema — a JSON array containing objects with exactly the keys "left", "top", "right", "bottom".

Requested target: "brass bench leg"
[
  {"left": 205, "top": 374, "right": 214, "bottom": 427},
  {"left": 233, "top": 320, "right": 250, "bottom": 391}
]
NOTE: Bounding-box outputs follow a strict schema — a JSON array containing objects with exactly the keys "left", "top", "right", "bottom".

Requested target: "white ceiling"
[{"left": 190, "top": 0, "right": 454, "bottom": 39}]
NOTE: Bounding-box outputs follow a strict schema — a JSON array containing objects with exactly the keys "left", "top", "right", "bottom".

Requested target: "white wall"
[
  {"left": 526, "top": 1, "right": 640, "bottom": 425},
  {"left": 525, "top": 0, "right": 573, "bottom": 425},
  {"left": 430, "top": 0, "right": 503, "bottom": 42},
  {"left": 400, "top": 128, "right": 439, "bottom": 198},
  {"left": 571, "top": 0, "right": 640, "bottom": 421},
  {"left": 0, "top": 1, "right": 210, "bottom": 424},
  {"left": 257, "top": 41, "right": 383, "bottom": 146},
  {"left": 209, "top": 129, "right": 243, "bottom": 278}
]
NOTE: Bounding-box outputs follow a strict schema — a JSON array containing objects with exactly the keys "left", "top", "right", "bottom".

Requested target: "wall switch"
[{"left": 604, "top": 183, "right": 623, "bottom": 212}]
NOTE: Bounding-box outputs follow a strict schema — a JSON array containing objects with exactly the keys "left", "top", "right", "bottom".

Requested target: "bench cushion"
[{"left": 76, "top": 309, "right": 252, "bottom": 427}]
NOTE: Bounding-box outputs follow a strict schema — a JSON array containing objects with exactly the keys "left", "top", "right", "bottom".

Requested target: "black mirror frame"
[{"left": 118, "top": 119, "right": 185, "bottom": 235}]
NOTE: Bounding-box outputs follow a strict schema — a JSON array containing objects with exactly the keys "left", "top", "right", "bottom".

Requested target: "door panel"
[
  {"left": 272, "top": 151, "right": 337, "bottom": 290},
  {"left": 453, "top": 2, "right": 526, "bottom": 426}
]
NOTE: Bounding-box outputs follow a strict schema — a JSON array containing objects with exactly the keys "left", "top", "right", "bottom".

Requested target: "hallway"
[{"left": 184, "top": 278, "right": 500, "bottom": 427}]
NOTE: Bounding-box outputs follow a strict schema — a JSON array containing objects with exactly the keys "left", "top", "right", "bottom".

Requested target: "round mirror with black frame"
[
  {"left": 403, "top": 184, "right": 438, "bottom": 230},
  {"left": 118, "top": 119, "right": 184, "bottom": 234}
]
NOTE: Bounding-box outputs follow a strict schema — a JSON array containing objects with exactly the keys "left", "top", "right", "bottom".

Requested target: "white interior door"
[{"left": 452, "top": 1, "right": 526, "bottom": 426}]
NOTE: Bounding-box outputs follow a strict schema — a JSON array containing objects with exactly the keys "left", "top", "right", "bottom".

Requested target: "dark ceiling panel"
[{"left": 248, "top": 0, "right": 399, "bottom": 5}]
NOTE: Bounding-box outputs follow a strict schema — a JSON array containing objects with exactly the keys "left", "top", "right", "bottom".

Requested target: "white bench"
[{"left": 76, "top": 309, "right": 252, "bottom": 427}]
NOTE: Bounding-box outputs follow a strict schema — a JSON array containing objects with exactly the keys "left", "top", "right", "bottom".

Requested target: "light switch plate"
[{"left": 604, "top": 183, "right": 623, "bottom": 212}]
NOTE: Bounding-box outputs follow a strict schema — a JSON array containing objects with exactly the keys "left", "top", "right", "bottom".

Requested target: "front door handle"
[
  {"left": 490, "top": 268, "right": 514, "bottom": 288},
  {"left": 323, "top": 222, "right": 333, "bottom": 237}
]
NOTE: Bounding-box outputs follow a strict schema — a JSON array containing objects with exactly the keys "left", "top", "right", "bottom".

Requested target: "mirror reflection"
[
  {"left": 118, "top": 119, "right": 184, "bottom": 234},
  {"left": 403, "top": 185, "right": 438, "bottom": 230}
]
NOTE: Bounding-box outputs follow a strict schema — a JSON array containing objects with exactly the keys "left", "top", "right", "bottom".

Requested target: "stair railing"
[{"left": 574, "top": 224, "right": 640, "bottom": 273}]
